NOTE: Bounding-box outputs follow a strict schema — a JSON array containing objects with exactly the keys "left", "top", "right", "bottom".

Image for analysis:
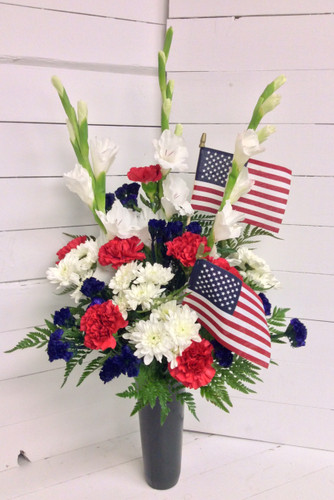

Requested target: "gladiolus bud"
[
  {"left": 174, "top": 124, "right": 183, "bottom": 136},
  {"left": 260, "top": 94, "right": 282, "bottom": 116},
  {"left": 257, "top": 125, "right": 276, "bottom": 144},
  {"left": 51, "top": 76, "right": 64, "bottom": 96},
  {"left": 66, "top": 119, "right": 76, "bottom": 143},
  {"left": 273, "top": 75, "right": 287, "bottom": 91},
  {"left": 77, "top": 101, "right": 88, "bottom": 125}
]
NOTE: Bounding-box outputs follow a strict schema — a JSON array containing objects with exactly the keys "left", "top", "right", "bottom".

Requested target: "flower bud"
[
  {"left": 77, "top": 101, "right": 88, "bottom": 125},
  {"left": 272, "top": 75, "right": 287, "bottom": 91},
  {"left": 51, "top": 76, "right": 64, "bottom": 96},
  {"left": 260, "top": 94, "right": 281, "bottom": 116},
  {"left": 257, "top": 125, "right": 276, "bottom": 144},
  {"left": 66, "top": 119, "right": 76, "bottom": 143}
]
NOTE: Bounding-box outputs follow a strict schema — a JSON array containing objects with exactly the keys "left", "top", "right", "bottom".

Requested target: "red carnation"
[
  {"left": 127, "top": 164, "right": 162, "bottom": 183},
  {"left": 56, "top": 236, "right": 87, "bottom": 263},
  {"left": 206, "top": 256, "right": 243, "bottom": 281},
  {"left": 165, "top": 232, "right": 211, "bottom": 267},
  {"left": 168, "top": 339, "right": 215, "bottom": 389},
  {"left": 80, "top": 300, "right": 128, "bottom": 350},
  {"left": 98, "top": 236, "right": 146, "bottom": 270}
]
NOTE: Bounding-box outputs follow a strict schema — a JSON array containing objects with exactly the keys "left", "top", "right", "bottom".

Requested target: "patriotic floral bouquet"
[{"left": 7, "top": 28, "right": 307, "bottom": 423}]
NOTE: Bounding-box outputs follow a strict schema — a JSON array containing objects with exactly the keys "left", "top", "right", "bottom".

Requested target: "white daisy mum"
[
  {"left": 134, "top": 262, "right": 174, "bottom": 286},
  {"left": 109, "top": 261, "right": 141, "bottom": 293},
  {"left": 124, "top": 319, "right": 174, "bottom": 365}
]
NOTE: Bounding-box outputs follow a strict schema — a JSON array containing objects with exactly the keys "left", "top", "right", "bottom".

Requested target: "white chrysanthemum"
[
  {"left": 46, "top": 241, "right": 97, "bottom": 288},
  {"left": 134, "top": 263, "right": 174, "bottom": 286},
  {"left": 165, "top": 304, "right": 201, "bottom": 362},
  {"left": 151, "top": 300, "right": 179, "bottom": 321},
  {"left": 153, "top": 129, "right": 189, "bottom": 173},
  {"left": 123, "top": 283, "right": 164, "bottom": 311},
  {"left": 112, "top": 292, "right": 129, "bottom": 320},
  {"left": 124, "top": 319, "right": 174, "bottom": 365},
  {"left": 109, "top": 261, "right": 141, "bottom": 293},
  {"left": 230, "top": 247, "right": 280, "bottom": 289}
]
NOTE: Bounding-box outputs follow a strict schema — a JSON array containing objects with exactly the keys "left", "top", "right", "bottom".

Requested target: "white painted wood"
[
  {"left": 1, "top": 174, "right": 332, "bottom": 231},
  {"left": 0, "top": 66, "right": 161, "bottom": 125},
  {"left": 0, "top": 374, "right": 138, "bottom": 471},
  {"left": 0, "top": 4, "right": 164, "bottom": 67},
  {"left": 180, "top": 123, "right": 334, "bottom": 177},
  {"left": 0, "top": 123, "right": 161, "bottom": 177},
  {"left": 3, "top": 0, "right": 168, "bottom": 24},
  {"left": 2, "top": 431, "right": 334, "bottom": 499},
  {"left": 0, "top": 226, "right": 98, "bottom": 282},
  {"left": 169, "top": 70, "right": 334, "bottom": 124},
  {"left": 185, "top": 395, "right": 334, "bottom": 451},
  {"left": 170, "top": 0, "right": 334, "bottom": 18},
  {"left": 0, "top": 176, "right": 129, "bottom": 231},
  {"left": 167, "top": 16, "right": 334, "bottom": 71}
]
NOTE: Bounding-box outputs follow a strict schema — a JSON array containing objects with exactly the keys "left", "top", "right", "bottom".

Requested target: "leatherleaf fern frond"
[
  {"left": 5, "top": 320, "right": 57, "bottom": 353},
  {"left": 218, "top": 224, "right": 280, "bottom": 258},
  {"left": 201, "top": 355, "right": 262, "bottom": 412},
  {"left": 267, "top": 306, "right": 290, "bottom": 343},
  {"left": 117, "top": 362, "right": 198, "bottom": 424}
]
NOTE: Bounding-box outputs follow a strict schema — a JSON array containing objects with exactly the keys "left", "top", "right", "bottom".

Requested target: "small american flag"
[
  {"left": 190, "top": 147, "right": 233, "bottom": 214},
  {"left": 233, "top": 158, "right": 292, "bottom": 233},
  {"left": 190, "top": 145, "right": 291, "bottom": 233},
  {"left": 183, "top": 259, "right": 271, "bottom": 368}
]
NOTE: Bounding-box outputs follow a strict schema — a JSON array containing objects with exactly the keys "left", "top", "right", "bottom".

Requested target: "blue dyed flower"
[
  {"left": 285, "top": 318, "right": 307, "bottom": 347},
  {"left": 99, "top": 345, "right": 141, "bottom": 383},
  {"left": 211, "top": 339, "right": 234, "bottom": 367},
  {"left": 89, "top": 297, "right": 105, "bottom": 307},
  {"left": 105, "top": 192, "right": 115, "bottom": 212},
  {"left": 165, "top": 221, "right": 183, "bottom": 240},
  {"left": 81, "top": 277, "right": 105, "bottom": 298},
  {"left": 259, "top": 293, "right": 271, "bottom": 316},
  {"left": 115, "top": 182, "right": 140, "bottom": 209},
  {"left": 148, "top": 219, "right": 166, "bottom": 238},
  {"left": 53, "top": 307, "right": 75, "bottom": 327},
  {"left": 185, "top": 221, "right": 202, "bottom": 235},
  {"left": 47, "top": 329, "right": 73, "bottom": 362}
]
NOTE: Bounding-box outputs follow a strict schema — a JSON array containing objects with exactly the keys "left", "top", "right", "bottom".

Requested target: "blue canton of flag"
[
  {"left": 190, "top": 147, "right": 232, "bottom": 214},
  {"left": 183, "top": 260, "right": 271, "bottom": 368}
]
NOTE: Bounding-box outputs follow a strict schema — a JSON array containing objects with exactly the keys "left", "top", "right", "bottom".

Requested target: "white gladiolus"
[
  {"left": 233, "top": 129, "right": 265, "bottom": 170},
  {"left": 90, "top": 137, "right": 119, "bottom": 177},
  {"left": 64, "top": 164, "right": 95, "bottom": 208},
  {"left": 161, "top": 175, "right": 193, "bottom": 218},
  {"left": 96, "top": 200, "right": 151, "bottom": 245},
  {"left": 153, "top": 129, "right": 189, "bottom": 173},
  {"left": 229, "top": 167, "right": 254, "bottom": 205},
  {"left": 213, "top": 201, "right": 244, "bottom": 242}
]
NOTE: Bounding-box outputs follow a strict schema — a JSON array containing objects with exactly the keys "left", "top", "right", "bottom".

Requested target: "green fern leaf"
[
  {"left": 5, "top": 329, "right": 50, "bottom": 353},
  {"left": 76, "top": 356, "right": 106, "bottom": 386}
]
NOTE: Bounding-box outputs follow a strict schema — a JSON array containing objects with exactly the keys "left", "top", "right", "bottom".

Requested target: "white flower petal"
[{"left": 64, "top": 164, "right": 94, "bottom": 208}]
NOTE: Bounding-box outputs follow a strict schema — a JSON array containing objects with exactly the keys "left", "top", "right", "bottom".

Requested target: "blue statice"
[
  {"left": 148, "top": 219, "right": 166, "bottom": 239},
  {"left": 165, "top": 221, "right": 183, "bottom": 240},
  {"left": 81, "top": 277, "right": 105, "bottom": 298},
  {"left": 185, "top": 221, "right": 202, "bottom": 234},
  {"left": 47, "top": 329, "right": 73, "bottom": 362},
  {"left": 53, "top": 307, "right": 75, "bottom": 327},
  {"left": 211, "top": 339, "right": 234, "bottom": 367},
  {"left": 259, "top": 293, "right": 272, "bottom": 316},
  {"left": 285, "top": 318, "right": 307, "bottom": 347},
  {"left": 105, "top": 192, "right": 115, "bottom": 212},
  {"left": 89, "top": 297, "right": 105, "bottom": 307},
  {"left": 115, "top": 182, "right": 140, "bottom": 209},
  {"left": 99, "top": 345, "right": 141, "bottom": 383}
]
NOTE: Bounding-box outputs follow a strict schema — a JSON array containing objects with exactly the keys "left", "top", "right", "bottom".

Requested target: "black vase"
[{"left": 139, "top": 397, "right": 184, "bottom": 489}]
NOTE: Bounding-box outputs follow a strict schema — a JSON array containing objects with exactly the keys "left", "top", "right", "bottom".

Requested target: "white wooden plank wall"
[
  {"left": 168, "top": 1, "right": 334, "bottom": 450},
  {"left": 0, "top": 0, "right": 168, "bottom": 473}
]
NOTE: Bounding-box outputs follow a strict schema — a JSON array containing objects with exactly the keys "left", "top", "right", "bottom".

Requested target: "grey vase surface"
[{"left": 139, "top": 397, "right": 184, "bottom": 490}]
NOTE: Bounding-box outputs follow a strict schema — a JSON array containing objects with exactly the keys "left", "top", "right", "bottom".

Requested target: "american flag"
[
  {"left": 183, "top": 259, "right": 271, "bottom": 368},
  {"left": 190, "top": 147, "right": 233, "bottom": 214},
  {"left": 233, "top": 158, "right": 292, "bottom": 233},
  {"left": 190, "top": 146, "right": 291, "bottom": 233}
]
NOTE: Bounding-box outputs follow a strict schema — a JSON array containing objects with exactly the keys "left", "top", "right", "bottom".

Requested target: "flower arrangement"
[{"left": 7, "top": 28, "right": 307, "bottom": 424}]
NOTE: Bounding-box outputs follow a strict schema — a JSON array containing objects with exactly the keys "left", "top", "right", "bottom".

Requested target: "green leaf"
[
  {"left": 5, "top": 329, "right": 50, "bottom": 353},
  {"left": 61, "top": 348, "right": 90, "bottom": 387},
  {"left": 76, "top": 356, "right": 106, "bottom": 387}
]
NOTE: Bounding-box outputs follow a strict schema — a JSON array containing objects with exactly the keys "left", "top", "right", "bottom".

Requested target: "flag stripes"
[
  {"left": 233, "top": 158, "right": 292, "bottom": 233},
  {"left": 183, "top": 260, "right": 271, "bottom": 368}
]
